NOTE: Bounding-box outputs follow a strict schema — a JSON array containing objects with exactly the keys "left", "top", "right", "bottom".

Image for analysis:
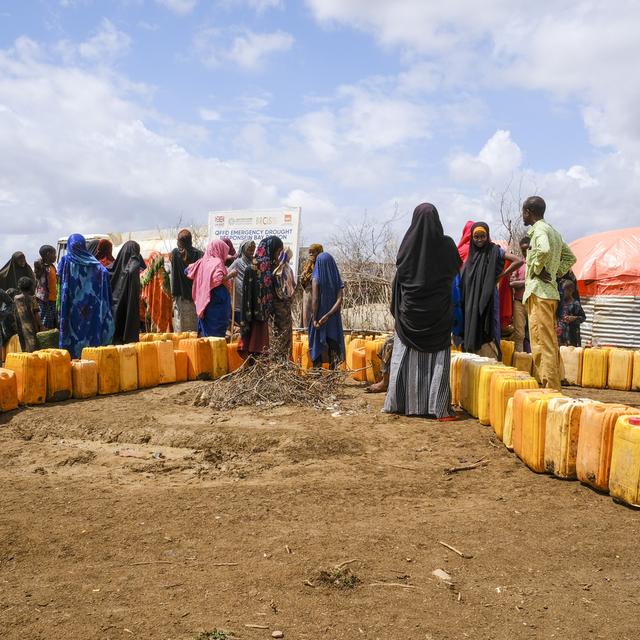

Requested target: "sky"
[{"left": 1, "top": 0, "right": 639, "bottom": 263}]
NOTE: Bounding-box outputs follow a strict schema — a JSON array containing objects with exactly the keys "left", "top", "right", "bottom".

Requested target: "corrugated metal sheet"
[{"left": 580, "top": 296, "right": 640, "bottom": 348}]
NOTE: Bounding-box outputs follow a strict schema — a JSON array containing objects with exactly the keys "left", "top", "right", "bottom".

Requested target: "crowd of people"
[
  {"left": 373, "top": 195, "right": 581, "bottom": 419},
  {"left": 0, "top": 195, "right": 582, "bottom": 422},
  {"left": 0, "top": 231, "right": 347, "bottom": 368}
]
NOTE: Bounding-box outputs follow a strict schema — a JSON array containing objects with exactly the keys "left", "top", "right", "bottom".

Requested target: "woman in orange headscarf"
[{"left": 141, "top": 252, "right": 173, "bottom": 332}]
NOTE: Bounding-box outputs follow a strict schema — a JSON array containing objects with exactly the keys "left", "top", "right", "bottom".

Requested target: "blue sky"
[{"left": 1, "top": 0, "right": 638, "bottom": 262}]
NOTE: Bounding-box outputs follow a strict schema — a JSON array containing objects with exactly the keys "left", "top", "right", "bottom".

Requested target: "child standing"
[
  {"left": 34, "top": 245, "right": 58, "bottom": 329},
  {"left": 557, "top": 280, "right": 585, "bottom": 347},
  {"left": 13, "top": 277, "right": 44, "bottom": 352}
]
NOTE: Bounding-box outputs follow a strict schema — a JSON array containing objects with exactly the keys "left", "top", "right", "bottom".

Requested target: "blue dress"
[
  {"left": 198, "top": 285, "right": 231, "bottom": 338},
  {"left": 58, "top": 234, "right": 114, "bottom": 359},
  {"left": 308, "top": 253, "right": 345, "bottom": 366}
]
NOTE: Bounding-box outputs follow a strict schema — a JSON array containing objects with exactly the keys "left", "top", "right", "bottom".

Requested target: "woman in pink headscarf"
[{"left": 187, "top": 238, "right": 237, "bottom": 337}]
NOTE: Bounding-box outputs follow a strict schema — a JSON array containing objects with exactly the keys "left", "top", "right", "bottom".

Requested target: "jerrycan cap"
[{"left": 629, "top": 417, "right": 640, "bottom": 426}]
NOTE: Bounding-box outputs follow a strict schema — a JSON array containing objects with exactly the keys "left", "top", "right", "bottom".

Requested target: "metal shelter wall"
[{"left": 581, "top": 296, "right": 640, "bottom": 348}]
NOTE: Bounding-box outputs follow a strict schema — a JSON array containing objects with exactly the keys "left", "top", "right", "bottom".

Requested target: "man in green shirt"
[{"left": 522, "top": 196, "right": 577, "bottom": 390}]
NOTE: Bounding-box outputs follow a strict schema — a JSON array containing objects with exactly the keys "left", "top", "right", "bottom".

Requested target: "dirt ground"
[{"left": 1, "top": 379, "right": 640, "bottom": 640}]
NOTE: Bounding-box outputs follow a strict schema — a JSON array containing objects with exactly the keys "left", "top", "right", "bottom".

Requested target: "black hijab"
[
  {"left": 460, "top": 222, "right": 504, "bottom": 353},
  {"left": 110, "top": 241, "right": 145, "bottom": 344},
  {"left": 391, "top": 203, "right": 462, "bottom": 353},
  {"left": 170, "top": 230, "right": 203, "bottom": 301},
  {"left": 0, "top": 288, "right": 17, "bottom": 345},
  {"left": 0, "top": 252, "right": 36, "bottom": 291}
]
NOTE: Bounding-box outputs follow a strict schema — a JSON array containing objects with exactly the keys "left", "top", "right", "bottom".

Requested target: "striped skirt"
[{"left": 383, "top": 333, "right": 454, "bottom": 418}]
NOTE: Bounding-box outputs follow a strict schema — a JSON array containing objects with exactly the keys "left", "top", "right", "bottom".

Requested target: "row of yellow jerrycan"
[
  {"left": 0, "top": 337, "right": 230, "bottom": 411},
  {"left": 291, "top": 332, "right": 389, "bottom": 382},
  {"left": 559, "top": 345, "right": 640, "bottom": 391},
  {"left": 144, "top": 331, "right": 247, "bottom": 375},
  {"left": 451, "top": 351, "right": 640, "bottom": 508},
  {"left": 501, "top": 339, "right": 640, "bottom": 391}
]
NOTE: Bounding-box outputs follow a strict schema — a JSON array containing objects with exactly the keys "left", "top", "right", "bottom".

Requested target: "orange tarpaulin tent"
[{"left": 570, "top": 227, "right": 640, "bottom": 297}]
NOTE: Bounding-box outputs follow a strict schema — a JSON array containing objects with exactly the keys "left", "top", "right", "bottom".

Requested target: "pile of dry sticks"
[{"left": 193, "top": 355, "right": 347, "bottom": 411}]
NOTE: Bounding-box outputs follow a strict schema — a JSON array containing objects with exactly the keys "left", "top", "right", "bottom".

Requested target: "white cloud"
[
  {"left": 306, "top": 0, "right": 640, "bottom": 160},
  {"left": 248, "top": 0, "right": 283, "bottom": 10},
  {"left": 55, "top": 19, "right": 131, "bottom": 64},
  {"left": 194, "top": 28, "right": 294, "bottom": 70},
  {"left": 77, "top": 18, "right": 131, "bottom": 61},
  {"left": 0, "top": 41, "right": 280, "bottom": 261},
  {"left": 299, "top": 0, "right": 640, "bottom": 246},
  {"left": 220, "top": 0, "right": 283, "bottom": 12},
  {"left": 155, "top": 0, "right": 198, "bottom": 15},
  {"left": 199, "top": 108, "right": 221, "bottom": 122},
  {"left": 338, "top": 85, "right": 430, "bottom": 151},
  {"left": 293, "top": 110, "right": 338, "bottom": 162},
  {"left": 228, "top": 30, "right": 294, "bottom": 69},
  {"left": 284, "top": 188, "right": 340, "bottom": 241},
  {"left": 449, "top": 130, "right": 522, "bottom": 184}
]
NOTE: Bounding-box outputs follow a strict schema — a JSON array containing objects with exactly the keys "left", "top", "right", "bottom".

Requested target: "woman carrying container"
[
  {"left": 111, "top": 241, "right": 146, "bottom": 344},
  {"left": 239, "top": 235, "right": 283, "bottom": 357},
  {"left": 460, "top": 222, "right": 522, "bottom": 359},
  {"left": 308, "top": 252, "right": 345, "bottom": 369},
  {"left": 187, "top": 238, "right": 235, "bottom": 338},
  {"left": 384, "top": 203, "right": 461, "bottom": 420},
  {"left": 58, "top": 233, "right": 114, "bottom": 359}
]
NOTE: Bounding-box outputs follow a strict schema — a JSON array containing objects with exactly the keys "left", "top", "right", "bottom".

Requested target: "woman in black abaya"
[
  {"left": 460, "top": 223, "right": 522, "bottom": 358},
  {"left": 110, "top": 241, "right": 145, "bottom": 344},
  {"left": 383, "top": 203, "right": 462, "bottom": 420}
]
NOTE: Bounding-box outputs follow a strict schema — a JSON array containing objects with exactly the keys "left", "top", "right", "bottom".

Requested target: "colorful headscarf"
[
  {"left": 187, "top": 239, "right": 230, "bottom": 318},
  {"left": 273, "top": 248, "right": 296, "bottom": 300},
  {"left": 57, "top": 234, "right": 114, "bottom": 358},
  {"left": 457, "top": 220, "right": 475, "bottom": 264},
  {"left": 254, "top": 236, "right": 283, "bottom": 317},
  {"left": 141, "top": 252, "right": 173, "bottom": 332},
  {"left": 240, "top": 236, "right": 284, "bottom": 331}
]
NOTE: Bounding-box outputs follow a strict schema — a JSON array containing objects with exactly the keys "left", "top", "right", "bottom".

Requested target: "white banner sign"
[{"left": 208, "top": 207, "right": 302, "bottom": 269}]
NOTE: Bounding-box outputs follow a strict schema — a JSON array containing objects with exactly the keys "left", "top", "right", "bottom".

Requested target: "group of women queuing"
[
  {"left": 0, "top": 205, "right": 579, "bottom": 423},
  {"left": 0, "top": 231, "right": 348, "bottom": 371}
]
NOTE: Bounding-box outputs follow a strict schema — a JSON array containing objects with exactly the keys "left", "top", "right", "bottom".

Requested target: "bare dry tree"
[
  {"left": 327, "top": 204, "right": 402, "bottom": 331},
  {"left": 490, "top": 173, "right": 538, "bottom": 251}
]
